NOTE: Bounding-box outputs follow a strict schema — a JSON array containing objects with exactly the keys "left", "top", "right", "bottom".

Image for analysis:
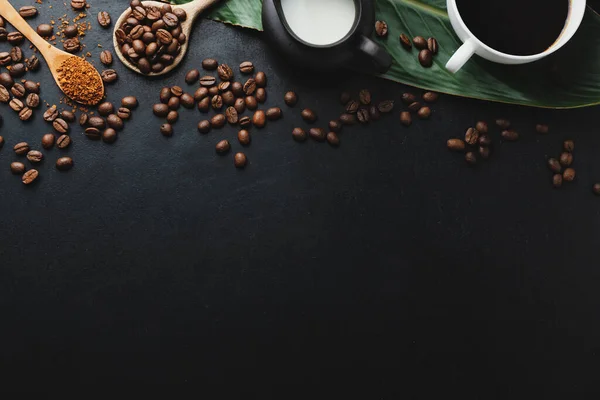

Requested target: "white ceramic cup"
[{"left": 445, "top": 0, "right": 587, "bottom": 73}]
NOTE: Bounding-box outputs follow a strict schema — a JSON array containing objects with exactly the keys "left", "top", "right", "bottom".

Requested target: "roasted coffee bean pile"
[
  {"left": 116, "top": 0, "right": 187, "bottom": 75},
  {"left": 374, "top": 20, "right": 439, "bottom": 68},
  {"left": 153, "top": 59, "right": 281, "bottom": 168},
  {"left": 547, "top": 140, "right": 576, "bottom": 188}
]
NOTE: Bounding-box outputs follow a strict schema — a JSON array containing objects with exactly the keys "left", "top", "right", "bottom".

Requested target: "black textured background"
[{"left": 1, "top": 0, "right": 599, "bottom": 394}]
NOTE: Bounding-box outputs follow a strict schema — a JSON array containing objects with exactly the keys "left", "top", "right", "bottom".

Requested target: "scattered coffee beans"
[
  {"left": 548, "top": 158, "right": 562, "bottom": 173},
  {"left": 238, "top": 129, "right": 251, "bottom": 145},
  {"left": 225, "top": 106, "right": 238, "bottom": 124},
  {"left": 553, "top": 174, "right": 563, "bottom": 188},
  {"left": 100, "top": 50, "right": 113, "bottom": 66},
  {"left": 101, "top": 69, "right": 118, "bottom": 83},
  {"left": 418, "top": 49, "right": 433, "bottom": 67},
  {"left": 255, "top": 72, "right": 267, "bottom": 87},
  {"left": 98, "top": 11, "right": 111, "bottom": 28},
  {"left": 234, "top": 152, "right": 247, "bottom": 168},
  {"left": 292, "top": 127, "right": 307, "bottom": 142},
  {"left": 85, "top": 127, "right": 101, "bottom": 140},
  {"left": 160, "top": 123, "right": 173, "bottom": 137},
  {"left": 197, "top": 120, "right": 211, "bottom": 133},
  {"left": 14, "top": 142, "right": 29, "bottom": 155},
  {"left": 327, "top": 132, "right": 340, "bottom": 147},
  {"left": 239, "top": 61, "right": 254, "bottom": 74},
  {"left": 22, "top": 169, "right": 38, "bottom": 185},
  {"left": 465, "top": 152, "right": 477, "bottom": 165},
  {"left": 10, "top": 161, "right": 25, "bottom": 174},
  {"left": 266, "top": 107, "right": 282, "bottom": 121},
  {"left": 423, "top": 92, "right": 439, "bottom": 103},
  {"left": 252, "top": 110, "right": 266, "bottom": 128},
  {"left": 501, "top": 130, "right": 519, "bottom": 141},
  {"left": 413, "top": 36, "right": 427, "bottom": 50},
  {"left": 559, "top": 152, "right": 573, "bottom": 167},
  {"left": 71, "top": 0, "right": 87, "bottom": 10},
  {"left": 301, "top": 108, "right": 317, "bottom": 123},
  {"left": 563, "top": 168, "right": 576, "bottom": 182},
  {"left": 167, "top": 110, "right": 178, "bottom": 124},
  {"left": 536, "top": 124, "right": 549, "bottom": 134},
  {"left": 447, "top": 139, "right": 465, "bottom": 151},
  {"left": 402, "top": 93, "right": 416, "bottom": 104},
  {"left": 27, "top": 150, "right": 43, "bottom": 163},
  {"left": 417, "top": 106, "right": 431, "bottom": 119},
  {"left": 216, "top": 140, "right": 231, "bottom": 154},
  {"left": 309, "top": 128, "right": 326, "bottom": 142},
  {"left": 122, "top": 96, "right": 138, "bottom": 109},
  {"left": 56, "top": 134, "right": 71, "bottom": 149},
  {"left": 408, "top": 102, "right": 421, "bottom": 112},
  {"left": 37, "top": 24, "right": 53, "bottom": 37},
  {"left": 400, "top": 111, "right": 411, "bottom": 127},
  {"left": 339, "top": 113, "right": 356, "bottom": 126},
  {"left": 56, "top": 157, "right": 74, "bottom": 171},
  {"left": 475, "top": 121, "right": 488, "bottom": 134},
  {"left": 19, "top": 6, "right": 37, "bottom": 18},
  {"left": 202, "top": 58, "right": 218, "bottom": 70},
  {"left": 217, "top": 64, "right": 233, "bottom": 81},
  {"left": 465, "top": 127, "right": 479, "bottom": 145},
  {"left": 185, "top": 69, "right": 200, "bottom": 84},
  {"left": 256, "top": 88, "right": 266, "bottom": 103},
  {"left": 496, "top": 119, "right": 511, "bottom": 129},
  {"left": 399, "top": 34, "right": 412, "bottom": 50},
  {"left": 427, "top": 37, "right": 438, "bottom": 55},
  {"left": 378, "top": 100, "right": 394, "bottom": 113},
  {"left": 357, "top": 108, "right": 369, "bottom": 124},
  {"left": 375, "top": 20, "right": 388, "bottom": 37},
  {"left": 239, "top": 116, "right": 251, "bottom": 128},
  {"left": 564, "top": 140, "right": 575, "bottom": 152},
  {"left": 210, "top": 114, "right": 226, "bottom": 128},
  {"left": 329, "top": 120, "right": 342, "bottom": 133},
  {"left": 42, "top": 134, "right": 55, "bottom": 149},
  {"left": 359, "top": 89, "right": 371, "bottom": 105}
]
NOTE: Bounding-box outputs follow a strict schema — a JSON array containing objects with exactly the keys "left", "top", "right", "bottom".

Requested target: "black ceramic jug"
[{"left": 262, "top": 0, "right": 392, "bottom": 72}]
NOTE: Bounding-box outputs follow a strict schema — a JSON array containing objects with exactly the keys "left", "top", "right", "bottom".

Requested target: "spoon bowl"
[
  {"left": 0, "top": 0, "right": 104, "bottom": 105},
  {"left": 114, "top": 0, "right": 221, "bottom": 77}
]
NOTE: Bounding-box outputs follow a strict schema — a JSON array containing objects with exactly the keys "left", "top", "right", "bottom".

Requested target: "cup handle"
[
  {"left": 446, "top": 39, "right": 477, "bottom": 73},
  {"left": 357, "top": 35, "right": 392, "bottom": 73}
]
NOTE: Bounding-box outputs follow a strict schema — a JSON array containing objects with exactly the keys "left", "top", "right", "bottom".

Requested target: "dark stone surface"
[{"left": 1, "top": 0, "right": 599, "bottom": 394}]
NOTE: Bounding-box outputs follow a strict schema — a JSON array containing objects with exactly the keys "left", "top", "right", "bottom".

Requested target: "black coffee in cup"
[{"left": 456, "top": 0, "right": 569, "bottom": 55}]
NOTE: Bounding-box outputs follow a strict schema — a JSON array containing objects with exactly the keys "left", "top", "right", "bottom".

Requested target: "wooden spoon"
[
  {"left": 0, "top": 0, "right": 104, "bottom": 105},
  {"left": 114, "top": 0, "right": 221, "bottom": 76}
]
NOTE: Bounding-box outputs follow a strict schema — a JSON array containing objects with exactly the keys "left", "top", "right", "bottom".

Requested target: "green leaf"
[{"left": 172, "top": 0, "right": 600, "bottom": 109}]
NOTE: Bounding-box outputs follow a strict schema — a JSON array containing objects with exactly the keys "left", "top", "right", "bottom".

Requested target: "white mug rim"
[{"left": 448, "top": 0, "right": 577, "bottom": 61}]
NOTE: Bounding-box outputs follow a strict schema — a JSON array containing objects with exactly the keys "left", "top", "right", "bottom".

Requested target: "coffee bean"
[
  {"left": 559, "top": 152, "right": 573, "bottom": 167},
  {"left": 185, "top": 69, "right": 199, "bottom": 84},
  {"left": 552, "top": 174, "right": 563, "bottom": 188},
  {"left": 400, "top": 111, "right": 412, "bottom": 126},
  {"left": 222, "top": 91, "right": 235, "bottom": 106},
  {"left": 245, "top": 96, "right": 258, "bottom": 111},
  {"left": 210, "top": 114, "right": 226, "bottom": 128},
  {"left": 474, "top": 121, "right": 488, "bottom": 134},
  {"left": 533, "top": 124, "right": 549, "bottom": 134},
  {"left": 166, "top": 110, "right": 178, "bottom": 124},
  {"left": 408, "top": 102, "right": 421, "bottom": 112},
  {"left": 401, "top": 93, "right": 416, "bottom": 105},
  {"left": 10, "top": 161, "right": 25, "bottom": 174},
  {"left": 41, "top": 134, "right": 55, "bottom": 149},
  {"left": 53, "top": 118, "right": 69, "bottom": 133},
  {"left": 238, "top": 129, "right": 251, "bottom": 145},
  {"left": 0, "top": 85, "right": 8, "bottom": 103},
  {"left": 56, "top": 157, "right": 74, "bottom": 171},
  {"left": 98, "top": 11, "right": 111, "bottom": 28},
  {"left": 22, "top": 169, "right": 38, "bottom": 185},
  {"left": 156, "top": 29, "right": 172, "bottom": 45},
  {"left": 79, "top": 113, "right": 88, "bottom": 126},
  {"left": 63, "top": 38, "right": 81, "bottom": 53},
  {"left": 501, "top": 130, "right": 519, "bottom": 141},
  {"left": 197, "top": 97, "right": 210, "bottom": 112},
  {"left": 197, "top": 120, "right": 211, "bottom": 133},
  {"left": 478, "top": 146, "right": 490, "bottom": 159},
  {"left": 84, "top": 127, "right": 101, "bottom": 140},
  {"left": 564, "top": 140, "right": 575, "bottom": 152},
  {"left": 339, "top": 113, "right": 356, "bottom": 126},
  {"left": 357, "top": 108, "right": 369, "bottom": 124},
  {"left": 7, "top": 32, "right": 24, "bottom": 45},
  {"left": 153, "top": 103, "right": 169, "bottom": 117},
  {"left": 9, "top": 98, "right": 23, "bottom": 112},
  {"left": 64, "top": 25, "right": 78, "bottom": 38},
  {"left": 71, "top": 0, "right": 86, "bottom": 10},
  {"left": 163, "top": 12, "right": 179, "bottom": 28},
  {"left": 88, "top": 116, "right": 106, "bottom": 130},
  {"left": 231, "top": 82, "right": 244, "bottom": 97},
  {"left": 292, "top": 127, "right": 307, "bottom": 142},
  {"left": 173, "top": 8, "right": 187, "bottom": 21},
  {"left": 447, "top": 138, "right": 465, "bottom": 151},
  {"left": 496, "top": 119, "right": 511, "bottom": 129},
  {"left": 375, "top": 20, "right": 388, "bottom": 37},
  {"left": 202, "top": 58, "right": 218, "bottom": 70},
  {"left": 417, "top": 106, "right": 431, "bottom": 119},
  {"left": 340, "top": 92, "right": 351, "bottom": 105},
  {"left": 193, "top": 87, "right": 209, "bottom": 102},
  {"left": 159, "top": 87, "right": 172, "bottom": 103},
  {"left": 180, "top": 93, "right": 195, "bottom": 109},
  {"left": 0, "top": 73, "right": 12, "bottom": 88},
  {"left": 216, "top": 140, "right": 231, "bottom": 154},
  {"left": 563, "top": 168, "right": 576, "bottom": 182},
  {"left": 19, "top": 107, "right": 32, "bottom": 121},
  {"left": 377, "top": 100, "right": 394, "bottom": 113},
  {"left": 97, "top": 102, "right": 114, "bottom": 116},
  {"left": 19, "top": 6, "right": 37, "bottom": 18},
  {"left": 10, "top": 47, "right": 22, "bottom": 62},
  {"left": 10, "top": 83, "right": 25, "bottom": 98},
  {"left": 200, "top": 76, "right": 216, "bottom": 87},
  {"left": 548, "top": 158, "right": 562, "bottom": 173},
  {"left": 14, "top": 142, "right": 29, "bottom": 155},
  {"left": 170, "top": 86, "right": 183, "bottom": 97},
  {"left": 27, "top": 150, "right": 43, "bottom": 163},
  {"left": 422, "top": 92, "right": 439, "bottom": 103},
  {"left": 9, "top": 63, "right": 25, "bottom": 78},
  {"left": 399, "top": 33, "right": 412, "bottom": 50},
  {"left": 107, "top": 114, "right": 124, "bottom": 130},
  {"left": 418, "top": 49, "right": 433, "bottom": 67},
  {"left": 239, "top": 61, "right": 254, "bottom": 74},
  {"left": 301, "top": 108, "right": 317, "bottom": 123},
  {"left": 358, "top": 89, "right": 371, "bottom": 106},
  {"left": 101, "top": 69, "right": 118, "bottom": 83},
  {"left": 478, "top": 134, "right": 491, "bottom": 147},
  {"left": 26, "top": 93, "right": 40, "bottom": 108},
  {"left": 24, "top": 81, "right": 39, "bottom": 94},
  {"left": 225, "top": 106, "right": 238, "bottom": 124},
  {"left": 427, "top": 37, "right": 438, "bottom": 55},
  {"left": 132, "top": 39, "right": 146, "bottom": 55},
  {"left": 328, "top": 120, "right": 342, "bottom": 133},
  {"left": 327, "top": 132, "right": 340, "bottom": 147},
  {"left": 0, "top": 28, "right": 6, "bottom": 42},
  {"left": 255, "top": 72, "right": 267, "bottom": 87},
  {"left": 120, "top": 96, "right": 137, "bottom": 109},
  {"left": 217, "top": 64, "right": 233, "bottom": 81},
  {"left": 465, "top": 152, "right": 477, "bottom": 165},
  {"left": 309, "top": 128, "right": 326, "bottom": 142},
  {"left": 43, "top": 105, "right": 58, "bottom": 122},
  {"left": 211, "top": 95, "right": 223, "bottom": 110},
  {"left": 255, "top": 88, "right": 266, "bottom": 103},
  {"left": 116, "top": 107, "right": 131, "bottom": 120},
  {"left": 284, "top": 91, "right": 298, "bottom": 107},
  {"left": 98, "top": 50, "right": 113, "bottom": 66},
  {"left": 413, "top": 36, "right": 427, "bottom": 50},
  {"left": 56, "top": 134, "right": 71, "bottom": 149},
  {"left": 464, "top": 128, "right": 479, "bottom": 145},
  {"left": 239, "top": 116, "right": 251, "bottom": 128},
  {"left": 252, "top": 110, "right": 266, "bottom": 128},
  {"left": 234, "top": 98, "right": 246, "bottom": 114},
  {"left": 243, "top": 78, "right": 256, "bottom": 95},
  {"left": 266, "top": 107, "right": 282, "bottom": 121},
  {"left": 59, "top": 110, "right": 74, "bottom": 123},
  {"left": 593, "top": 184, "right": 600, "bottom": 196},
  {"left": 158, "top": 123, "right": 172, "bottom": 137},
  {"left": 346, "top": 100, "right": 359, "bottom": 114},
  {"left": 234, "top": 152, "right": 247, "bottom": 169}
]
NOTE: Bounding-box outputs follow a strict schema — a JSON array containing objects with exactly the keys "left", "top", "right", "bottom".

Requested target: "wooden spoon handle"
[
  {"left": 0, "top": 0, "right": 50, "bottom": 55},
  {"left": 178, "top": 0, "right": 222, "bottom": 21}
]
